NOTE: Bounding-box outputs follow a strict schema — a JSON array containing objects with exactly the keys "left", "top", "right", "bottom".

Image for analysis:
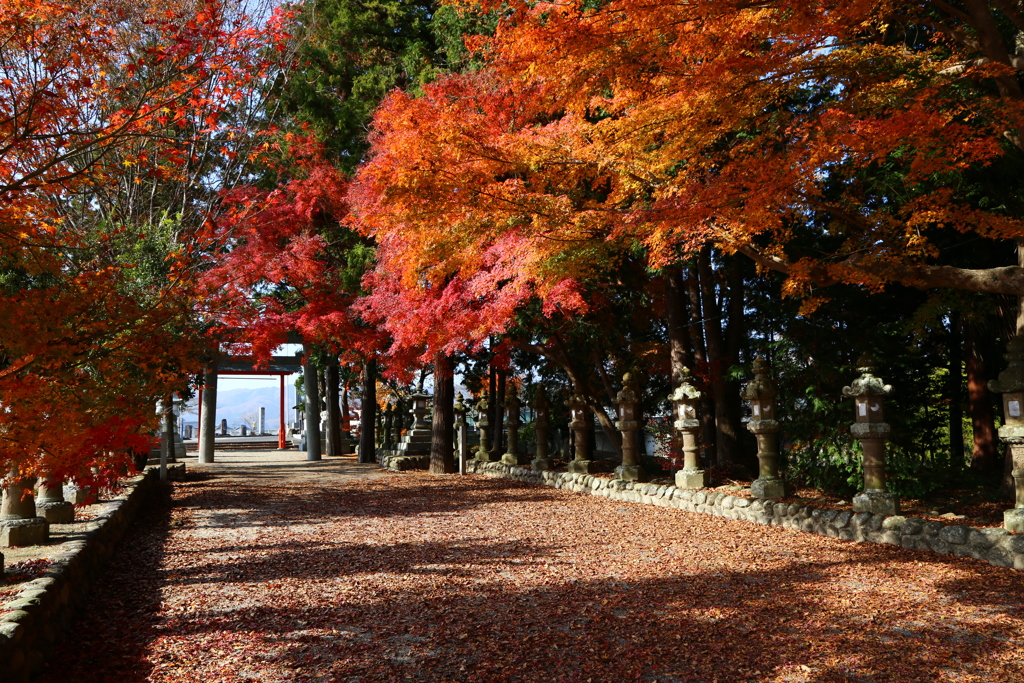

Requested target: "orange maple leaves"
[{"left": 348, "top": 0, "right": 1024, "bottom": 355}]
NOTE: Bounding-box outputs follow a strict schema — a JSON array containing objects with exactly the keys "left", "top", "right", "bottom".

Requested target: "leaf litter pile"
[{"left": 40, "top": 457, "right": 1024, "bottom": 683}]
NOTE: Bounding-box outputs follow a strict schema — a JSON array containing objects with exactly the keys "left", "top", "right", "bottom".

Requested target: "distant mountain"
[{"left": 181, "top": 386, "right": 291, "bottom": 431}]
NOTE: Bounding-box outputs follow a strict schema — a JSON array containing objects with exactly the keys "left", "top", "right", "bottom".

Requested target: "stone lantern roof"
[
  {"left": 740, "top": 356, "right": 777, "bottom": 402},
  {"left": 842, "top": 354, "right": 894, "bottom": 399}
]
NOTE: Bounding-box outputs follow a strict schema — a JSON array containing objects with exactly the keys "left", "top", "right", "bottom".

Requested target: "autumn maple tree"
[{"left": 0, "top": 0, "right": 290, "bottom": 480}]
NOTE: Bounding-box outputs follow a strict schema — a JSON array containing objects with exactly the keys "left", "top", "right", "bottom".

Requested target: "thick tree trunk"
[
  {"left": 666, "top": 268, "right": 692, "bottom": 389},
  {"left": 430, "top": 353, "right": 456, "bottom": 474},
  {"left": 948, "top": 313, "right": 965, "bottom": 468},
  {"left": 358, "top": 358, "right": 377, "bottom": 463},
  {"left": 325, "top": 363, "right": 341, "bottom": 457},
  {"left": 302, "top": 346, "right": 321, "bottom": 461},
  {"left": 686, "top": 261, "right": 716, "bottom": 465},
  {"left": 738, "top": 244, "right": 1024, "bottom": 296},
  {"left": 698, "top": 246, "right": 739, "bottom": 470},
  {"left": 198, "top": 360, "right": 218, "bottom": 465},
  {"left": 964, "top": 329, "right": 998, "bottom": 473}
]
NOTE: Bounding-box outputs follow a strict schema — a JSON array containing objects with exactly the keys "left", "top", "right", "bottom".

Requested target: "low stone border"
[
  {"left": 466, "top": 461, "right": 1024, "bottom": 571},
  {"left": 0, "top": 463, "right": 184, "bottom": 682},
  {"left": 380, "top": 454, "right": 430, "bottom": 471}
]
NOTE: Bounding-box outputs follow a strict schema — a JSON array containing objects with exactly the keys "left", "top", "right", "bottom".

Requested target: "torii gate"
[{"left": 196, "top": 354, "right": 305, "bottom": 462}]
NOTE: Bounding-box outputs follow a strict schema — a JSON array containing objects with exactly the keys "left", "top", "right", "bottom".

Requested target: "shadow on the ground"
[
  {"left": 36, "top": 482, "right": 174, "bottom": 683},
  {"left": 135, "top": 546, "right": 1024, "bottom": 683},
  {"left": 38, "top": 467, "right": 1024, "bottom": 683}
]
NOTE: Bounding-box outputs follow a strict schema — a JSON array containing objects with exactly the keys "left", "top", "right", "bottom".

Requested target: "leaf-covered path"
[{"left": 41, "top": 451, "right": 1024, "bottom": 683}]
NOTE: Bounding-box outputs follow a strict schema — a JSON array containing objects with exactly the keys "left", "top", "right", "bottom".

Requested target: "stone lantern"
[
  {"left": 741, "top": 356, "right": 786, "bottom": 499},
  {"left": 454, "top": 393, "right": 470, "bottom": 475},
  {"left": 988, "top": 336, "right": 1024, "bottom": 531},
  {"left": 614, "top": 373, "right": 647, "bottom": 482},
  {"left": 410, "top": 393, "right": 431, "bottom": 431},
  {"left": 531, "top": 388, "right": 552, "bottom": 471},
  {"left": 670, "top": 367, "right": 707, "bottom": 489},
  {"left": 474, "top": 394, "right": 495, "bottom": 462},
  {"left": 393, "top": 393, "right": 433, "bottom": 457},
  {"left": 501, "top": 386, "right": 524, "bottom": 466},
  {"left": 842, "top": 353, "right": 897, "bottom": 515},
  {"left": 566, "top": 391, "right": 595, "bottom": 474}
]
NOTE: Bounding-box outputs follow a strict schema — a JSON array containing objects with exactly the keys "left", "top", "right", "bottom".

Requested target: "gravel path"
[{"left": 39, "top": 451, "right": 1024, "bottom": 682}]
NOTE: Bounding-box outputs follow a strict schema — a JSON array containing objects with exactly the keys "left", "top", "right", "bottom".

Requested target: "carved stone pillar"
[
  {"left": 614, "top": 373, "right": 647, "bottom": 482},
  {"left": 531, "top": 388, "right": 552, "bottom": 471},
  {"left": 741, "top": 356, "right": 786, "bottom": 499},
  {"left": 843, "top": 354, "right": 898, "bottom": 515},
  {"left": 566, "top": 391, "right": 595, "bottom": 474},
  {"left": 474, "top": 395, "right": 497, "bottom": 462},
  {"left": 501, "top": 386, "right": 525, "bottom": 465},
  {"left": 671, "top": 368, "right": 707, "bottom": 488}
]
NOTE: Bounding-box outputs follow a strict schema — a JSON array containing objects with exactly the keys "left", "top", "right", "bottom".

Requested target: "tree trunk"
[
  {"left": 965, "top": 328, "right": 998, "bottom": 474},
  {"left": 686, "top": 261, "right": 716, "bottom": 465},
  {"left": 198, "top": 360, "right": 218, "bottom": 464},
  {"left": 666, "top": 267, "right": 692, "bottom": 389},
  {"left": 724, "top": 255, "right": 753, "bottom": 474},
  {"left": 492, "top": 368, "right": 506, "bottom": 456},
  {"left": 325, "top": 363, "right": 342, "bottom": 457},
  {"left": 358, "top": 358, "right": 377, "bottom": 463},
  {"left": 430, "top": 353, "right": 456, "bottom": 474},
  {"left": 948, "top": 312, "right": 965, "bottom": 468},
  {"left": 698, "top": 246, "right": 739, "bottom": 470},
  {"left": 302, "top": 347, "right": 322, "bottom": 461}
]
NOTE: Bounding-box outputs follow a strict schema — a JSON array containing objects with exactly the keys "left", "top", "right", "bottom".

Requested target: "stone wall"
[
  {"left": 466, "top": 461, "right": 1024, "bottom": 571},
  {"left": 0, "top": 464, "right": 183, "bottom": 682}
]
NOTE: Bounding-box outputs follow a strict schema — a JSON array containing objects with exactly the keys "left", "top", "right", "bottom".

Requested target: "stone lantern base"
[
  {"left": 37, "top": 500, "right": 74, "bottom": 524},
  {"left": 568, "top": 458, "right": 597, "bottom": 474},
  {"left": 531, "top": 457, "right": 553, "bottom": 471},
  {"left": 751, "top": 476, "right": 787, "bottom": 500},
  {"left": 852, "top": 490, "right": 899, "bottom": 516},
  {"left": 501, "top": 451, "right": 528, "bottom": 466},
  {"left": 614, "top": 464, "right": 649, "bottom": 482},
  {"left": 0, "top": 518, "right": 48, "bottom": 547},
  {"left": 476, "top": 449, "right": 500, "bottom": 463},
  {"left": 1004, "top": 508, "right": 1024, "bottom": 533},
  {"left": 675, "top": 468, "right": 707, "bottom": 489},
  {"left": 63, "top": 484, "right": 92, "bottom": 505}
]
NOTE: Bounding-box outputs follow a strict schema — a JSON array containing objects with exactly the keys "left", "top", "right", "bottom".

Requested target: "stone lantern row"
[
  {"left": 457, "top": 357, "right": 899, "bottom": 511},
  {"left": 376, "top": 357, "right": 906, "bottom": 513}
]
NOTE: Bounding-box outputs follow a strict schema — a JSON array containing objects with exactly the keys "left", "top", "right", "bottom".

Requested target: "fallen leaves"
[{"left": 36, "top": 455, "right": 1024, "bottom": 683}]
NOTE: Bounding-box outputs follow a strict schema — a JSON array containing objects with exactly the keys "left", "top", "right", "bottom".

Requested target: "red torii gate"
[{"left": 196, "top": 354, "right": 304, "bottom": 450}]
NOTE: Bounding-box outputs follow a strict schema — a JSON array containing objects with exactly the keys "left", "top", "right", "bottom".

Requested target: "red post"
[{"left": 278, "top": 374, "right": 287, "bottom": 449}]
